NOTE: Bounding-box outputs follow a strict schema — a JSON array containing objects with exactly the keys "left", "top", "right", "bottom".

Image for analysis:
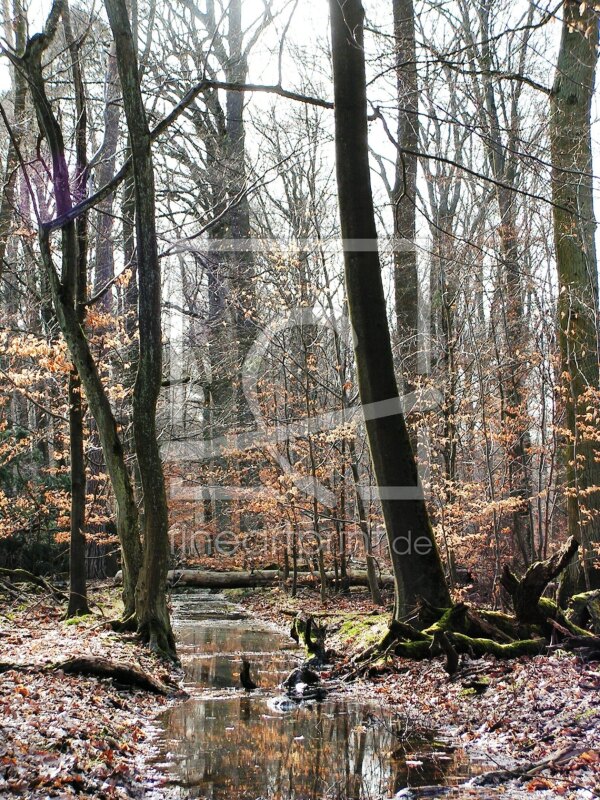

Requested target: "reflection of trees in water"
[
  {"left": 176, "top": 620, "right": 297, "bottom": 690},
  {"left": 162, "top": 697, "right": 470, "bottom": 799}
]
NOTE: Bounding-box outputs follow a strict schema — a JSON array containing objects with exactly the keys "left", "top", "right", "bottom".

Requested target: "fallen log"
[
  {"left": 472, "top": 745, "right": 581, "bottom": 786},
  {"left": 113, "top": 568, "right": 394, "bottom": 590},
  {"left": 55, "top": 656, "right": 173, "bottom": 694}
]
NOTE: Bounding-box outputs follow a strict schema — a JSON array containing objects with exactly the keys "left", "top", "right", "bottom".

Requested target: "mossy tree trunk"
[
  {"left": 104, "top": 0, "right": 175, "bottom": 656},
  {"left": 550, "top": 0, "right": 600, "bottom": 600},
  {"left": 329, "top": 0, "right": 450, "bottom": 618}
]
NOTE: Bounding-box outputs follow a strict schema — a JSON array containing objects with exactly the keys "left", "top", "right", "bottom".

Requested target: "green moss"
[
  {"left": 450, "top": 632, "right": 546, "bottom": 658},
  {"left": 422, "top": 605, "right": 468, "bottom": 636},
  {"left": 393, "top": 640, "right": 433, "bottom": 659},
  {"left": 575, "top": 706, "right": 597, "bottom": 722},
  {"left": 538, "top": 597, "right": 591, "bottom": 637},
  {"left": 63, "top": 614, "right": 91, "bottom": 626},
  {"left": 222, "top": 588, "right": 254, "bottom": 600},
  {"left": 337, "top": 614, "right": 390, "bottom": 650}
]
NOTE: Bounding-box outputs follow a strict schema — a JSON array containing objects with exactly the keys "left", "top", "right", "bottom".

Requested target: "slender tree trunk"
[
  {"left": 392, "top": 0, "right": 419, "bottom": 388},
  {"left": 64, "top": 0, "right": 90, "bottom": 617},
  {"left": 0, "top": 0, "right": 27, "bottom": 280},
  {"left": 329, "top": 0, "right": 450, "bottom": 618},
  {"left": 104, "top": 0, "right": 175, "bottom": 655},
  {"left": 550, "top": 0, "right": 600, "bottom": 600},
  {"left": 93, "top": 43, "right": 121, "bottom": 311},
  {"left": 350, "top": 455, "right": 383, "bottom": 605}
]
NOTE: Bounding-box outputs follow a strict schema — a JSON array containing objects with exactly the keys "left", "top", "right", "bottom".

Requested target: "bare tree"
[{"left": 329, "top": 0, "right": 450, "bottom": 617}]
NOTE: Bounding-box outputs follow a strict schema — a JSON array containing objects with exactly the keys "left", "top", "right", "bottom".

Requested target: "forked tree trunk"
[
  {"left": 104, "top": 0, "right": 175, "bottom": 656},
  {"left": 329, "top": 0, "right": 450, "bottom": 618},
  {"left": 550, "top": 0, "right": 600, "bottom": 600}
]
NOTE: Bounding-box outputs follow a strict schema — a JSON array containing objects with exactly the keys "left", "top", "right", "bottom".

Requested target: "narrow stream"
[{"left": 155, "top": 591, "right": 486, "bottom": 799}]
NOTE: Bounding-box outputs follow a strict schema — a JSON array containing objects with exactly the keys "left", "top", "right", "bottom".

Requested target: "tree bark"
[
  {"left": 329, "top": 0, "right": 450, "bottom": 618},
  {"left": 392, "top": 0, "right": 419, "bottom": 388},
  {"left": 18, "top": 1, "right": 142, "bottom": 617},
  {"left": 550, "top": 0, "right": 600, "bottom": 600},
  {"left": 63, "top": 0, "right": 90, "bottom": 618},
  {"left": 104, "top": 0, "right": 175, "bottom": 656}
]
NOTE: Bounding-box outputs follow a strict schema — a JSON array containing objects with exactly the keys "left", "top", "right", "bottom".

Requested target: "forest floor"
[
  {"left": 2, "top": 582, "right": 600, "bottom": 799},
  {"left": 237, "top": 586, "right": 600, "bottom": 799},
  {"left": 0, "top": 585, "right": 181, "bottom": 799}
]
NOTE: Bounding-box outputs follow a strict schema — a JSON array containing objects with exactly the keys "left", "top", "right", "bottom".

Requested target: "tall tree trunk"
[
  {"left": 104, "top": 0, "right": 175, "bottom": 655},
  {"left": 19, "top": 1, "right": 142, "bottom": 617},
  {"left": 392, "top": 0, "right": 419, "bottom": 388},
  {"left": 551, "top": 0, "right": 600, "bottom": 600},
  {"left": 329, "top": 0, "right": 450, "bottom": 618},
  {"left": 476, "top": 0, "right": 534, "bottom": 566},
  {"left": 0, "top": 0, "right": 27, "bottom": 281},
  {"left": 226, "top": 0, "right": 256, "bottom": 383},
  {"left": 225, "top": 0, "right": 259, "bottom": 533},
  {"left": 93, "top": 43, "right": 121, "bottom": 312},
  {"left": 64, "top": 0, "right": 90, "bottom": 617}
]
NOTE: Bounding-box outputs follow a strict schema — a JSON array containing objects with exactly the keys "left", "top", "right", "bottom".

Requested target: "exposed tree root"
[
  {"left": 57, "top": 656, "right": 173, "bottom": 694},
  {"left": 342, "top": 538, "right": 598, "bottom": 677},
  {"left": 0, "top": 568, "right": 66, "bottom": 602},
  {"left": 0, "top": 656, "right": 178, "bottom": 694},
  {"left": 137, "top": 618, "right": 178, "bottom": 661},
  {"left": 108, "top": 613, "right": 138, "bottom": 633}
]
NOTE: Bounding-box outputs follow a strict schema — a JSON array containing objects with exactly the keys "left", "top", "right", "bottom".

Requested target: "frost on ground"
[{"left": 0, "top": 590, "right": 181, "bottom": 799}]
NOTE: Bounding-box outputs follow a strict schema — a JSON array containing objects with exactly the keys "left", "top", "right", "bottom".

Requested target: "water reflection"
[
  {"left": 158, "top": 592, "right": 481, "bottom": 799},
  {"left": 175, "top": 599, "right": 299, "bottom": 691},
  {"left": 161, "top": 696, "right": 473, "bottom": 799}
]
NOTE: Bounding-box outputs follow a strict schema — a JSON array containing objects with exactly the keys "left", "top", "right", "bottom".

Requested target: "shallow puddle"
[{"left": 156, "top": 591, "right": 486, "bottom": 799}]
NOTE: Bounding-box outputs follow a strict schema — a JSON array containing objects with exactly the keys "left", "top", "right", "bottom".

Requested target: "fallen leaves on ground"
[
  {"left": 241, "top": 587, "right": 600, "bottom": 799},
  {"left": 0, "top": 587, "right": 180, "bottom": 799}
]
